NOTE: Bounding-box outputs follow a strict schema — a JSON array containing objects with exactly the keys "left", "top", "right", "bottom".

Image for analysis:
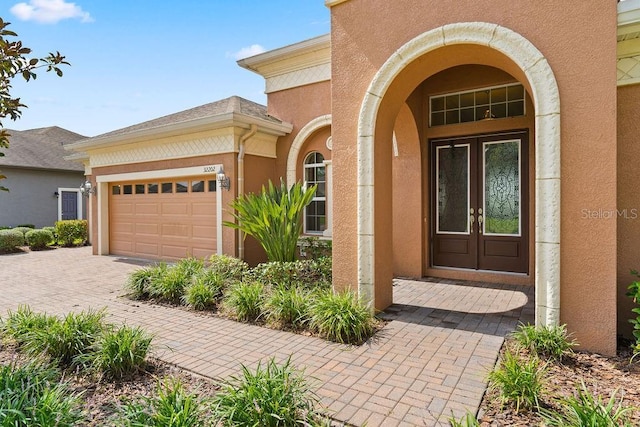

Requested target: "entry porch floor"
[{"left": 0, "top": 247, "right": 533, "bottom": 426}]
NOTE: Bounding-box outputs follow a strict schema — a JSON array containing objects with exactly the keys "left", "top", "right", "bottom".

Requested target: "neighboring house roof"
[
  {"left": 0, "top": 126, "right": 86, "bottom": 172},
  {"left": 66, "top": 96, "right": 292, "bottom": 152}
]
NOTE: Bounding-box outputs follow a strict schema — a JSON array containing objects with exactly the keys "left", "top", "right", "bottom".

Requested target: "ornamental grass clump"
[
  {"left": 89, "top": 325, "right": 152, "bottom": 379},
  {"left": 126, "top": 264, "right": 164, "bottom": 299},
  {"left": 0, "top": 362, "right": 84, "bottom": 426},
  {"left": 540, "top": 381, "right": 636, "bottom": 427},
  {"left": 223, "top": 282, "right": 265, "bottom": 322},
  {"left": 182, "top": 280, "right": 218, "bottom": 311},
  {"left": 25, "top": 309, "right": 106, "bottom": 367},
  {"left": 511, "top": 323, "right": 576, "bottom": 361},
  {"left": 148, "top": 265, "right": 191, "bottom": 303},
  {"left": 211, "top": 357, "right": 323, "bottom": 427},
  {"left": 0, "top": 305, "right": 57, "bottom": 347},
  {"left": 308, "top": 289, "right": 375, "bottom": 345},
  {"left": 264, "top": 285, "right": 310, "bottom": 329},
  {"left": 115, "top": 378, "right": 208, "bottom": 427},
  {"left": 488, "top": 349, "right": 546, "bottom": 413}
]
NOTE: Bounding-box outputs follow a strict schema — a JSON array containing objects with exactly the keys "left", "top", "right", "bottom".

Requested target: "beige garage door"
[{"left": 109, "top": 177, "right": 217, "bottom": 260}]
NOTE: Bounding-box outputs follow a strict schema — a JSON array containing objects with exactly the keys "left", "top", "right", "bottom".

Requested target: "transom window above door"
[{"left": 430, "top": 83, "right": 525, "bottom": 127}]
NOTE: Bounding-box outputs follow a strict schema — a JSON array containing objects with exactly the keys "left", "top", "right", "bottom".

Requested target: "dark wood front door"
[
  {"left": 431, "top": 131, "right": 528, "bottom": 273},
  {"left": 61, "top": 191, "right": 78, "bottom": 220}
]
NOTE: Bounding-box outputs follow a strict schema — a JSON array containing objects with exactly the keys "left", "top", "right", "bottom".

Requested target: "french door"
[{"left": 431, "top": 131, "right": 528, "bottom": 273}]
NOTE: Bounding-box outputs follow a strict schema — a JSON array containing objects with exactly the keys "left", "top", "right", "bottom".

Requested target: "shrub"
[
  {"left": 211, "top": 357, "right": 322, "bottom": 427},
  {"left": 308, "top": 289, "right": 375, "bottom": 344},
  {"left": 488, "top": 349, "right": 545, "bottom": 412},
  {"left": 55, "top": 219, "right": 88, "bottom": 246},
  {"left": 0, "top": 228, "right": 24, "bottom": 251},
  {"left": 25, "top": 309, "right": 106, "bottom": 367},
  {"left": 223, "top": 180, "right": 316, "bottom": 262},
  {"left": 223, "top": 282, "right": 264, "bottom": 322},
  {"left": 511, "top": 323, "right": 576, "bottom": 360},
  {"left": 126, "top": 263, "right": 167, "bottom": 299},
  {"left": 0, "top": 305, "right": 57, "bottom": 347},
  {"left": 0, "top": 362, "right": 84, "bottom": 426},
  {"left": 25, "top": 229, "right": 54, "bottom": 250},
  {"left": 627, "top": 269, "right": 640, "bottom": 357},
  {"left": 12, "top": 226, "right": 34, "bottom": 236},
  {"left": 541, "top": 381, "right": 635, "bottom": 427},
  {"left": 116, "top": 378, "right": 208, "bottom": 427},
  {"left": 42, "top": 226, "right": 58, "bottom": 245},
  {"left": 15, "top": 224, "right": 35, "bottom": 229},
  {"left": 148, "top": 265, "right": 191, "bottom": 303},
  {"left": 208, "top": 254, "right": 248, "bottom": 282},
  {"left": 299, "top": 236, "right": 332, "bottom": 259},
  {"left": 249, "top": 259, "right": 331, "bottom": 290},
  {"left": 89, "top": 325, "right": 152, "bottom": 379},
  {"left": 264, "top": 285, "right": 310, "bottom": 329}
]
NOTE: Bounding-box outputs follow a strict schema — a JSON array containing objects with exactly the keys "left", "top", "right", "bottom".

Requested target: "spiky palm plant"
[{"left": 223, "top": 180, "right": 316, "bottom": 262}]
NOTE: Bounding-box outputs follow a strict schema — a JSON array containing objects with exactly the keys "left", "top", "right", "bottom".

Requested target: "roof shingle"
[{"left": 0, "top": 126, "right": 86, "bottom": 171}]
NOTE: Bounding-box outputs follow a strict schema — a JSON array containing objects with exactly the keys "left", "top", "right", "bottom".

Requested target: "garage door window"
[{"left": 111, "top": 178, "right": 220, "bottom": 197}]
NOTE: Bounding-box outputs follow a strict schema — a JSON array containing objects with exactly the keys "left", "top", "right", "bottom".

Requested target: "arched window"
[{"left": 304, "top": 152, "right": 326, "bottom": 234}]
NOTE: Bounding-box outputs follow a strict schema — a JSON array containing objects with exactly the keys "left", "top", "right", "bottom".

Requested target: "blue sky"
[{"left": 5, "top": 1, "right": 330, "bottom": 137}]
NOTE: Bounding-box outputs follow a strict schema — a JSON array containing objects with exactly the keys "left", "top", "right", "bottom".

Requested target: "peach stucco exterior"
[
  {"left": 67, "top": 1, "right": 640, "bottom": 355},
  {"left": 328, "top": 0, "right": 617, "bottom": 354}
]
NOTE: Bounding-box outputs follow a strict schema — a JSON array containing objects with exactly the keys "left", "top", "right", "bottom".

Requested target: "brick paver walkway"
[{"left": 0, "top": 247, "right": 533, "bottom": 426}]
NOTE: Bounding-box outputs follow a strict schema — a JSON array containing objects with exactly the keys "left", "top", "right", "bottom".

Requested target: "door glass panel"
[
  {"left": 483, "top": 140, "right": 520, "bottom": 235},
  {"left": 437, "top": 145, "right": 469, "bottom": 233}
]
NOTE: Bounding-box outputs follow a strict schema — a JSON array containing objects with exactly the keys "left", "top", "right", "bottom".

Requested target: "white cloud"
[
  {"left": 10, "top": 0, "right": 93, "bottom": 24},
  {"left": 231, "top": 44, "right": 266, "bottom": 60}
]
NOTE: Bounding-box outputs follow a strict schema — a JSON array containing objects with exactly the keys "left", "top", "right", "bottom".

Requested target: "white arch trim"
[
  {"left": 357, "top": 22, "right": 561, "bottom": 326},
  {"left": 286, "top": 114, "right": 332, "bottom": 188}
]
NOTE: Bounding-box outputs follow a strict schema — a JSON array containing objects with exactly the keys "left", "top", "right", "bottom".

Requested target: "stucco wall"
[
  {"left": 267, "top": 81, "right": 331, "bottom": 180},
  {"left": 617, "top": 83, "right": 640, "bottom": 339},
  {"left": 0, "top": 168, "right": 85, "bottom": 228},
  {"left": 330, "top": 0, "right": 618, "bottom": 353}
]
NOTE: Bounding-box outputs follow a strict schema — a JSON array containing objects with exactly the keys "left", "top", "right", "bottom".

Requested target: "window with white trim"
[{"left": 304, "top": 152, "right": 326, "bottom": 234}]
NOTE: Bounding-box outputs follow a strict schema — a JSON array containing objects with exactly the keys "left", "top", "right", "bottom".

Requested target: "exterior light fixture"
[
  {"left": 54, "top": 191, "right": 59, "bottom": 198},
  {"left": 217, "top": 173, "right": 231, "bottom": 191},
  {"left": 79, "top": 180, "right": 96, "bottom": 196}
]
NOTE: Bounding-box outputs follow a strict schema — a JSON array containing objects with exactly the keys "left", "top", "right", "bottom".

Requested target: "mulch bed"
[
  {"left": 0, "top": 345, "right": 219, "bottom": 426},
  {"left": 478, "top": 342, "right": 640, "bottom": 426}
]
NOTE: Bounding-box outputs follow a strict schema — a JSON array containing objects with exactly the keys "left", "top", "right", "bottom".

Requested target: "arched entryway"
[{"left": 356, "top": 22, "right": 561, "bottom": 327}]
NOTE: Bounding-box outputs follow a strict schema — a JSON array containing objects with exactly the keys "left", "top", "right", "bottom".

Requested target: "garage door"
[{"left": 109, "top": 177, "right": 217, "bottom": 260}]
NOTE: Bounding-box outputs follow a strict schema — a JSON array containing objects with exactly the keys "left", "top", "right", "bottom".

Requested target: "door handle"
[
  {"left": 478, "top": 213, "right": 484, "bottom": 234},
  {"left": 469, "top": 208, "right": 475, "bottom": 234}
]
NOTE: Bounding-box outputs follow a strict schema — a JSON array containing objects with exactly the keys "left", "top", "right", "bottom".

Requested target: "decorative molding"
[
  {"left": 286, "top": 114, "right": 332, "bottom": 187},
  {"left": 90, "top": 135, "right": 234, "bottom": 168},
  {"left": 325, "top": 0, "right": 350, "bottom": 6},
  {"left": 238, "top": 34, "right": 330, "bottom": 93},
  {"left": 356, "top": 22, "right": 561, "bottom": 326},
  {"left": 244, "top": 134, "right": 278, "bottom": 158},
  {"left": 617, "top": 54, "right": 640, "bottom": 86},
  {"left": 265, "top": 63, "right": 331, "bottom": 93}
]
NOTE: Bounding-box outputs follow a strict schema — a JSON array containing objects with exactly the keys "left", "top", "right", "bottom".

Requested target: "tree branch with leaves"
[{"left": 0, "top": 17, "right": 69, "bottom": 191}]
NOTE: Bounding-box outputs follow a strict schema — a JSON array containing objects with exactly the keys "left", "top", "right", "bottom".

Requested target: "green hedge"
[
  {"left": 12, "top": 227, "right": 34, "bottom": 237},
  {"left": 55, "top": 220, "right": 88, "bottom": 247},
  {"left": 0, "top": 229, "right": 25, "bottom": 251},
  {"left": 25, "top": 229, "right": 54, "bottom": 250}
]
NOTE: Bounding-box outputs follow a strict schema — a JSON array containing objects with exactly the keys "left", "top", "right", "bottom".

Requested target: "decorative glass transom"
[{"left": 430, "top": 83, "right": 525, "bottom": 127}]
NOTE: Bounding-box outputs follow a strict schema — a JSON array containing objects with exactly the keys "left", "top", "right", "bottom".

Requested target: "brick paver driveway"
[{"left": 0, "top": 247, "right": 533, "bottom": 426}]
